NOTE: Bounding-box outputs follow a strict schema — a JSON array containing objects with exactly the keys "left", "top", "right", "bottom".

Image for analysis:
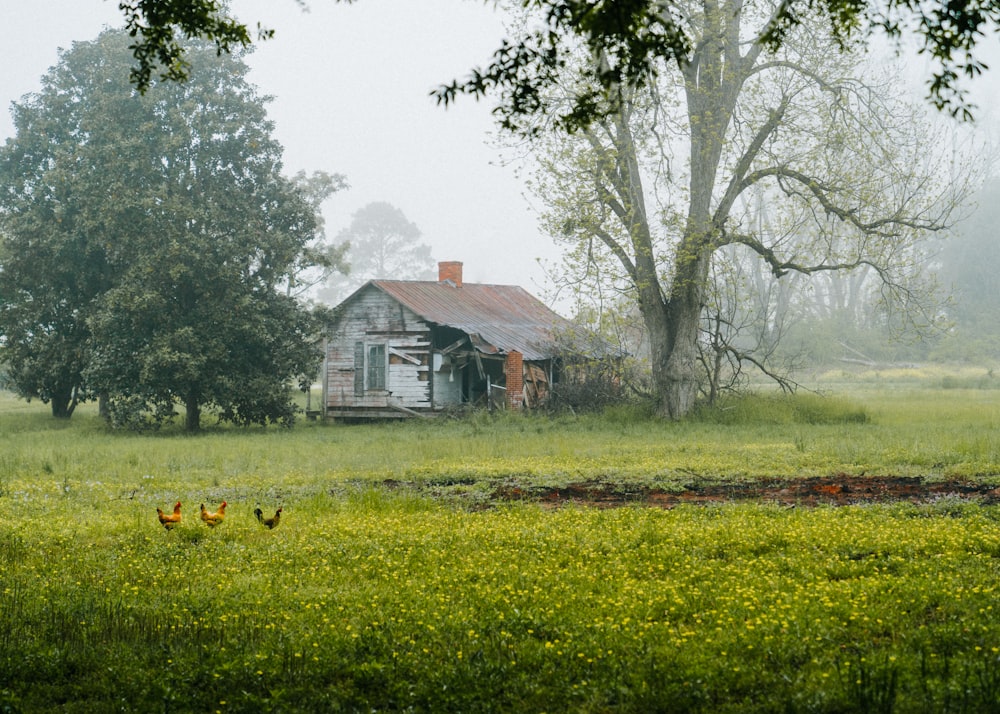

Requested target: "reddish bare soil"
[{"left": 491, "top": 476, "right": 1000, "bottom": 508}]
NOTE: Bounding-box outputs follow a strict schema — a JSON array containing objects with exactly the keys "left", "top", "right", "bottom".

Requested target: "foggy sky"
[
  {"left": 2, "top": 3, "right": 998, "bottom": 304},
  {"left": 1, "top": 1, "right": 561, "bottom": 295}
]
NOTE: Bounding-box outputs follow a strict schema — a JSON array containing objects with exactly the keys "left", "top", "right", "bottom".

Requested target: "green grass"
[{"left": 3, "top": 384, "right": 1000, "bottom": 711}]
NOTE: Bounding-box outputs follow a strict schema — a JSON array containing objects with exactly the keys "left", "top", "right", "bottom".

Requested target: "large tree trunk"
[
  {"left": 50, "top": 395, "right": 74, "bottom": 419},
  {"left": 49, "top": 386, "right": 78, "bottom": 419},
  {"left": 184, "top": 392, "right": 200, "bottom": 431},
  {"left": 661, "top": 300, "right": 704, "bottom": 418},
  {"left": 642, "top": 244, "right": 712, "bottom": 419},
  {"left": 582, "top": 11, "right": 741, "bottom": 420},
  {"left": 594, "top": 94, "right": 721, "bottom": 420},
  {"left": 641, "top": 298, "right": 703, "bottom": 419}
]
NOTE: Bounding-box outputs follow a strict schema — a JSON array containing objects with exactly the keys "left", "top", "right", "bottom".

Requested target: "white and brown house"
[{"left": 321, "top": 261, "right": 605, "bottom": 418}]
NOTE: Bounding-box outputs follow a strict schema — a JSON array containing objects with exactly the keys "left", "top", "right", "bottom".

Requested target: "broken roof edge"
[{"left": 329, "top": 279, "right": 622, "bottom": 362}]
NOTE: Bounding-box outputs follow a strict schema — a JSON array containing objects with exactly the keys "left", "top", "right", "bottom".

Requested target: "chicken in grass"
[
  {"left": 156, "top": 501, "right": 182, "bottom": 530},
  {"left": 254, "top": 506, "right": 282, "bottom": 529},
  {"left": 200, "top": 501, "right": 227, "bottom": 528}
]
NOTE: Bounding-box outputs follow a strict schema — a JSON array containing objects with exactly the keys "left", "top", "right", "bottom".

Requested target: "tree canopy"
[
  {"left": 120, "top": 0, "right": 1000, "bottom": 126},
  {"left": 0, "top": 30, "right": 330, "bottom": 429}
]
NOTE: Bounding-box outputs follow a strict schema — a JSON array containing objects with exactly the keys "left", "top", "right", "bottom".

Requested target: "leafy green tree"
[
  {"left": 0, "top": 235, "right": 104, "bottom": 418},
  {"left": 525, "top": 6, "right": 975, "bottom": 418},
  {"left": 0, "top": 30, "right": 328, "bottom": 430},
  {"left": 0, "top": 34, "right": 132, "bottom": 417}
]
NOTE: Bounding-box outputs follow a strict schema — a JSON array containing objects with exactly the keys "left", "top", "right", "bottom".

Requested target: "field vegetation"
[{"left": 3, "top": 370, "right": 1000, "bottom": 712}]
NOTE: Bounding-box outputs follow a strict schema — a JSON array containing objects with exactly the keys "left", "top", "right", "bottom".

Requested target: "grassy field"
[{"left": 3, "top": 375, "right": 1000, "bottom": 712}]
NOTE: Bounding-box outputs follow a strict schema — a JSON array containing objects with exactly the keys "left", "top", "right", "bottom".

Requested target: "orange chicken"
[
  {"left": 200, "top": 501, "right": 227, "bottom": 527},
  {"left": 254, "top": 506, "right": 282, "bottom": 529},
  {"left": 156, "top": 501, "right": 182, "bottom": 530}
]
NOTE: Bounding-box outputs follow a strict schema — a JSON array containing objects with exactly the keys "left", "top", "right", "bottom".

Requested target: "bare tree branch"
[{"left": 714, "top": 95, "right": 791, "bottom": 232}]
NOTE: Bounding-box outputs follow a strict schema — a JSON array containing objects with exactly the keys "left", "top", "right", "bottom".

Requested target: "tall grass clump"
[
  {"left": 598, "top": 401, "right": 657, "bottom": 426},
  {"left": 692, "top": 392, "right": 870, "bottom": 425}
]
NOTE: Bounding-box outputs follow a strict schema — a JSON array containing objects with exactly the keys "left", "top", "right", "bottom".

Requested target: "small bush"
[{"left": 547, "top": 371, "right": 630, "bottom": 413}]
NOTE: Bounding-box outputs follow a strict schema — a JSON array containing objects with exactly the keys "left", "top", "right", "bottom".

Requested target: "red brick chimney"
[
  {"left": 438, "top": 261, "right": 463, "bottom": 288},
  {"left": 505, "top": 350, "right": 524, "bottom": 410}
]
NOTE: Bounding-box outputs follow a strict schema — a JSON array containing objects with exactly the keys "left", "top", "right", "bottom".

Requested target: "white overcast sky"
[
  {"left": 0, "top": 0, "right": 560, "bottom": 295},
  {"left": 2, "top": 2, "right": 999, "bottom": 302}
]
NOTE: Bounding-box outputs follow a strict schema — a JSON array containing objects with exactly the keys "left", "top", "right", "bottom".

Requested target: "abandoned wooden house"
[{"left": 322, "top": 261, "right": 597, "bottom": 418}]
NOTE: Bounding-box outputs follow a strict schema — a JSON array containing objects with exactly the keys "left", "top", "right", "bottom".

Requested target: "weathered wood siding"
[{"left": 326, "top": 286, "right": 432, "bottom": 412}]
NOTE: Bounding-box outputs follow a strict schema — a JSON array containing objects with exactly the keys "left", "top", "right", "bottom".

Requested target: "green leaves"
[
  {"left": 432, "top": 0, "right": 999, "bottom": 132},
  {"left": 434, "top": 0, "right": 695, "bottom": 135},
  {"left": 119, "top": 0, "right": 265, "bottom": 93}
]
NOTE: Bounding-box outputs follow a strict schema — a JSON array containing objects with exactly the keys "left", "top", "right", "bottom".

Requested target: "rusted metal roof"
[{"left": 370, "top": 279, "right": 576, "bottom": 362}]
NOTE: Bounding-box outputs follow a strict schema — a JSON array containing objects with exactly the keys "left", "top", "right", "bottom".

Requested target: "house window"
[
  {"left": 367, "top": 343, "right": 386, "bottom": 391},
  {"left": 353, "top": 342, "right": 386, "bottom": 394}
]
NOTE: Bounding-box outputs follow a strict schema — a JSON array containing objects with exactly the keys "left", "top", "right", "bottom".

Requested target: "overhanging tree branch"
[
  {"left": 115, "top": 0, "right": 1000, "bottom": 126},
  {"left": 119, "top": 0, "right": 270, "bottom": 92}
]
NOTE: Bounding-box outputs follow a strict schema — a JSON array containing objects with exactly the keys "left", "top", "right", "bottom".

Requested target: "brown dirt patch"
[{"left": 491, "top": 475, "right": 1000, "bottom": 508}]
